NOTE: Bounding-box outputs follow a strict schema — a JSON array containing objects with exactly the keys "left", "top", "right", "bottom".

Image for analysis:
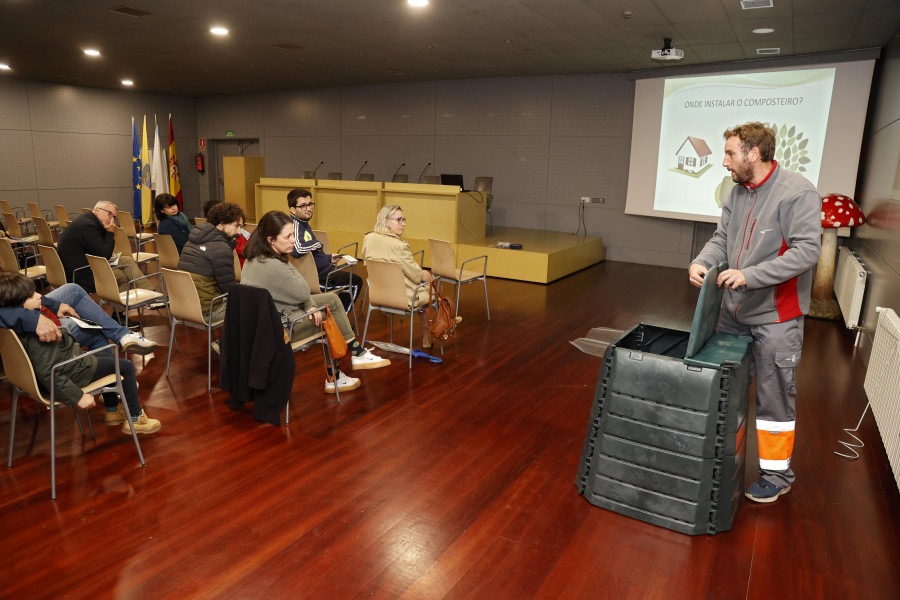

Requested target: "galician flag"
[
  {"left": 132, "top": 117, "right": 141, "bottom": 217},
  {"left": 168, "top": 114, "right": 183, "bottom": 209},
  {"left": 140, "top": 115, "right": 152, "bottom": 223},
  {"left": 150, "top": 115, "right": 169, "bottom": 198}
]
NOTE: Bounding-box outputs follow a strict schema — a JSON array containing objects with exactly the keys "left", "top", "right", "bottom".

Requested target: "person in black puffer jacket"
[{"left": 177, "top": 202, "right": 245, "bottom": 323}]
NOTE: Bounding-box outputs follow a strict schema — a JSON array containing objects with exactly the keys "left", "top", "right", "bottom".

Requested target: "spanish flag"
[{"left": 168, "top": 114, "right": 183, "bottom": 210}]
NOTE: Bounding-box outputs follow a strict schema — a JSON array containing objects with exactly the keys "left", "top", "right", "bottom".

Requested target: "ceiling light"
[
  {"left": 408, "top": 0, "right": 428, "bottom": 7},
  {"left": 753, "top": 28, "right": 775, "bottom": 34},
  {"left": 121, "top": 79, "right": 134, "bottom": 86},
  {"left": 210, "top": 27, "right": 229, "bottom": 36},
  {"left": 0, "top": 64, "right": 11, "bottom": 71},
  {"left": 84, "top": 49, "right": 101, "bottom": 56}
]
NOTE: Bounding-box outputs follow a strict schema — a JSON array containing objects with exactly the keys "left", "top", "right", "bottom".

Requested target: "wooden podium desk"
[{"left": 254, "top": 178, "right": 486, "bottom": 265}]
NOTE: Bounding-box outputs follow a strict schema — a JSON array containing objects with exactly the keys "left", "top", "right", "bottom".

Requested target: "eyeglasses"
[
  {"left": 389, "top": 217, "right": 407, "bottom": 224},
  {"left": 295, "top": 202, "right": 315, "bottom": 209},
  {"left": 97, "top": 207, "right": 117, "bottom": 220}
]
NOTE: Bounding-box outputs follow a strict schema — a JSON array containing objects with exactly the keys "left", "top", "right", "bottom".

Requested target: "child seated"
[{"left": 0, "top": 273, "right": 160, "bottom": 435}]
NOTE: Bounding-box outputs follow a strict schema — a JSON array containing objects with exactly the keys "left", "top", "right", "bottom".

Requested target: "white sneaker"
[
  {"left": 119, "top": 333, "right": 160, "bottom": 355},
  {"left": 351, "top": 348, "right": 391, "bottom": 370},
  {"left": 324, "top": 372, "right": 361, "bottom": 394}
]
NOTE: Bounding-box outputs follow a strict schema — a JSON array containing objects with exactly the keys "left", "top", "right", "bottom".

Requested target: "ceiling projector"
[{"left": 651, "top": 37, "right": 684, "bottom": 61}]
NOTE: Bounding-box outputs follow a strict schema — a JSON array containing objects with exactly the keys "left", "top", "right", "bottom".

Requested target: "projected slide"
[{"left": 652, "top": 69, "right": 836, "bottom": 217}]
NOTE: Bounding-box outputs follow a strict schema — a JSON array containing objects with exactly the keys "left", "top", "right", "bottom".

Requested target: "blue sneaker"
[{"left": 745, "top": 478, "right": 791, "bottom": 503}]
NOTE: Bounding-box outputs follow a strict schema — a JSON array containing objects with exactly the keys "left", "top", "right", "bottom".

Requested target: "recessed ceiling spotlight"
[
  {"left": 84, "top": 49, "right": 101, "bottom": 56},
  {"left": 121, "top": 79, "right": 134, "bottom": 86},
  {"left": 210, "top": 27, "right": 229, "bottom": 36},
  {"left": 753, "top": 28, "right": 775, "bottom": 34},
  {"left": 408, "top": 0, "right": 428, "bottom": 6},
  {"left": 623, "top": 11, "right": 633, "bottom": 19},
  {"left": 0, "top": 63, "right": 11, "bottom": 71}
]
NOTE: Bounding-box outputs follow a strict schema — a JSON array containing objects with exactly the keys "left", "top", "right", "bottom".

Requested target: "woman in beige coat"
[{"left": 361, "top": 204, "right": 437, "bottom": 348}]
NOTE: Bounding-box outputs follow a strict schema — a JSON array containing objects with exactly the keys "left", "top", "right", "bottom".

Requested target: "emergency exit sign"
[{"left": 225, "top": 130, "right": 235, "bottom": 137}]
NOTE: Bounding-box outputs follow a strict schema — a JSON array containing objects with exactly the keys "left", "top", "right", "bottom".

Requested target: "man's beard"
[{"left": 729, "top": 157, "right": 753, "bottom": 185}]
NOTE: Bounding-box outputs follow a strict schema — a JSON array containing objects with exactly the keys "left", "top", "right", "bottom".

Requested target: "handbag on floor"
[
  {"left": 428, "top": 279, "right": 456, "bottom": 341},
  {"left": 322, "top": 305, "right": 348, "bottom": 359}
]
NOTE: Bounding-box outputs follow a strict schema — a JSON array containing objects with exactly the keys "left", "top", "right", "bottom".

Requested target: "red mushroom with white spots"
[{"left": 810, "top": 193, "right": 866, "bottom": 319}]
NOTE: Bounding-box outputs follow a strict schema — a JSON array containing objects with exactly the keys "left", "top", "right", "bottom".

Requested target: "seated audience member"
[
  {"left": 287, "top": 188, "right": 363, "bottom": 312},
  {"left": 154, "top": 193, "right": 192, "bottom": 253},
  {"left": 240, "top": 211, "right": 389, "bottom": 394},
  {"left": 178, "top": 202, "right": 245, "bottom": 322},
  {"left": 362, "top": 204, "right": 459, "bottom": 349},
  {"left": 57, "top": 201, "right": 156, "bottom": 323},
  {"left": 202, "top": 198, "right": 221, "bottom": 218},
  {"left": 0, "top": 273, "right": 161, "bottom": 434},
  {"left": 0, "top": 282, "right": 160, "bottom": 356}
]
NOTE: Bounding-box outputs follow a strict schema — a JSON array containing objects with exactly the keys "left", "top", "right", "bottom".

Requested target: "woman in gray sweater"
[{"left": 241, "top": 211, "right": 389, "bottom": 394}]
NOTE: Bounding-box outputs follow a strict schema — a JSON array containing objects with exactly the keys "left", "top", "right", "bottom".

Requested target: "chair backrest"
[
  {"left": 473, "top": 176, "right": 493, "bottom": 194},
  {"left": 86, "top": 254, "right": 124, "bottom": 305},
  {"left": 34, "top": 217, "right": 55, "bottom": 246},
  {"left": 326, "top": 172, "right": 342, "bottom": 180},
  {"left": 0, "top": 200, "right": 13, "bottom": 214},
  {"left": 161, "top": 268, "right": 208, "bottom": 325},
  {"left": 117, "top": 211, "right": 139, "bottom": 237},
  {"left": 194, "top": 217, "right": 207, "bottom": 225},
  {"left": 313, "top": 229, "right": 332, "bottom": 254},
  {"left": 365, "top": 260, "right": 412, "bottom": 311},
  {"left": 113, "top": 227, "right": 133, "bottom": 257},
  {"left": 391, "top": 173, "right": 409, "bottom": 183},
  {"left": 233, "top": 250, "right": 242, "bottom": 282},
  {"left": 39, "top": 244, "right": 67, "bottom": 288},
  {"left": 155, "top": 233, "right": 180, "bottom": 270},
  {"left": 422, "top": 175, "right": 441, "bottom": 185},
  {"left": 0, "top": 237, "right": 21, "bottom": 272},
  {"left": 2, "top": 212, "right": 24, "bottom": 238},
  {"left": 54, "top": 205, "right": 70, "bottom": 228},
  {"left": 357, "top": 173, "right": 375, "bottom": 182},
  {"left": 27, "top": 202, "right": 42, "bottom": 220},
  {"left": 289, "top": 253, "right": 321, "bottom": 290},
  {"left": 0, "top": 329, "right": 50, "bottom": 407},
  {"left": 428, "top": 238, "right": 458, "bottom": 279}
]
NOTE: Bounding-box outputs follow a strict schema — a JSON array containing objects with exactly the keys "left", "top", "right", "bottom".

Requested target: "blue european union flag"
[{"left": 132, "top": 117, "right": 142, "bottom": 216}]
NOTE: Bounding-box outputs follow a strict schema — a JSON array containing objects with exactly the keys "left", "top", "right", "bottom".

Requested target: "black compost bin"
[{"left": 576, "top": 262, "right": 752, "bottom": 535}]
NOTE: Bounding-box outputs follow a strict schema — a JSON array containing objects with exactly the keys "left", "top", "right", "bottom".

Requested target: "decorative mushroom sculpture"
[{"left": 809, "top": 193, "right": 866, "bottom": 319}]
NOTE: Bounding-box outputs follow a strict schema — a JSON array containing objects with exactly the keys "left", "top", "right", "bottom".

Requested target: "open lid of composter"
[{"left": 684, "top": 261, "right": 752, "bottom": 369}]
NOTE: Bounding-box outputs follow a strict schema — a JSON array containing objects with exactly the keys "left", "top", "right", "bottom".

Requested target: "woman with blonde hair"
[
  {"left": 362, "top": 204, "right": 459, "bottom": 349},
  {"left": 241, "top": 211, "right": 389, "bottom": 394}
]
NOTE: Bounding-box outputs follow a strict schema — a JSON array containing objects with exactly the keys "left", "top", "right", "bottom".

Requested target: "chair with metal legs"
[
  {"left": 0, "top": 330, "right": 145, "bottom": 500},
  {"left": 428, "top": 238, "right": 490, "bottom": 321}
]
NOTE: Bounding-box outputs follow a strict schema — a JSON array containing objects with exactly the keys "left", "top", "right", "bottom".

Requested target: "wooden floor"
[{"left": 2, "top": 262, "right": 899, "bottom": 599}]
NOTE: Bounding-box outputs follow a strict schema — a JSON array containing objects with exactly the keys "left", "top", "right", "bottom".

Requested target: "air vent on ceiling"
[
  {"left": 757, "top": 47, "right": 781, "bottom": 55},
  {"left": 740, "top": 0, "right": 774, "bottom": 9},
  {"left": 273, "top": 43, "right": 305, "bottom": 51},
  {"left": 108, "top": 6, "right": 153, "bottom": 18},
  {"left": 58, "top": 74, "right": 82, "bottom": 79}
]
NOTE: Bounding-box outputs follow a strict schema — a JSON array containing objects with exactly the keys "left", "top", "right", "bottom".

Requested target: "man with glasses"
[
  {"left": 287, "top": 188, "right": 363, "bottom": 312},
  {"left": 58, "top": 201, "right": 155, "bottom": 304}
]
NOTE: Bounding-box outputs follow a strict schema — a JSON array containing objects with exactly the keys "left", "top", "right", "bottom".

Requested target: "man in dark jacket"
[
  {"left": 57, "top": 201, "right": 154, "bottom": 295},
  {"left": 178, "top": 202, "right": 245, "bottom": 323}
]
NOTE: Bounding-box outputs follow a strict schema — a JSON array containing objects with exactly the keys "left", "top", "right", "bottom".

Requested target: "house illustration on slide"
[{"left": 675, "top": 136, "right": 713, "bottom": 174}]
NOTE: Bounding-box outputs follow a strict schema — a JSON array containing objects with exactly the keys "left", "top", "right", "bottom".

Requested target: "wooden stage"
[{"left": 458, "top": 227, "right": 605, "bottom": 284}]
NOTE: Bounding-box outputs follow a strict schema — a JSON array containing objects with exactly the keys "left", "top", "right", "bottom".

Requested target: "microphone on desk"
[
  {"left": 417, "top": 162, "right": 432, "bottom": 183},
  {"left": 311, "top": 161, "right": 324, "bottom": 178},
  {"left": 355, "top": 160, "right": 368, "bottom": 180},
  {"left": 391, "top": 162, "right": 406, "bottom": 181}
]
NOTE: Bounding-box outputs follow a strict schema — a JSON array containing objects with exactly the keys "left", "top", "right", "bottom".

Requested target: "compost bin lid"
[{"left": 684, "top": 261, "right": 752, "bottom": 368}]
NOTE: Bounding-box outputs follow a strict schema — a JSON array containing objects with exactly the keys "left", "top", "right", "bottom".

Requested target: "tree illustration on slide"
[{"left": 771, "top": 123, "right": 810, "bottom": 173}]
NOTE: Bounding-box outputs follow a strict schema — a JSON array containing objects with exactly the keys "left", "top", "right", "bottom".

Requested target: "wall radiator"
[
  {"left": 834, "top": 247, "right": 868, "bottom": 345},
  {"left": 865, "top": 307, "right": 900, "bottom": 487}
]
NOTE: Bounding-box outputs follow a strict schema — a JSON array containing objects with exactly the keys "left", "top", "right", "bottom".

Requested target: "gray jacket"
[
  {"left": 178, "top": 223, "right": 237, "bottom": 293},
  {"left": 692, "top": 163, "right": 821, "bottom": 325}
]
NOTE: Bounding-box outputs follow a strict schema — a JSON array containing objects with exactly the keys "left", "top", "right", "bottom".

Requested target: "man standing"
[
  {"left": 58, "top": 201, "right": 155, "bottom": 296},
  {"left": 689, "top": 122, "right": 821, "bottom": 503},
  {"left": 287, "top": 188, "right": 363, "bottom": 312}
]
